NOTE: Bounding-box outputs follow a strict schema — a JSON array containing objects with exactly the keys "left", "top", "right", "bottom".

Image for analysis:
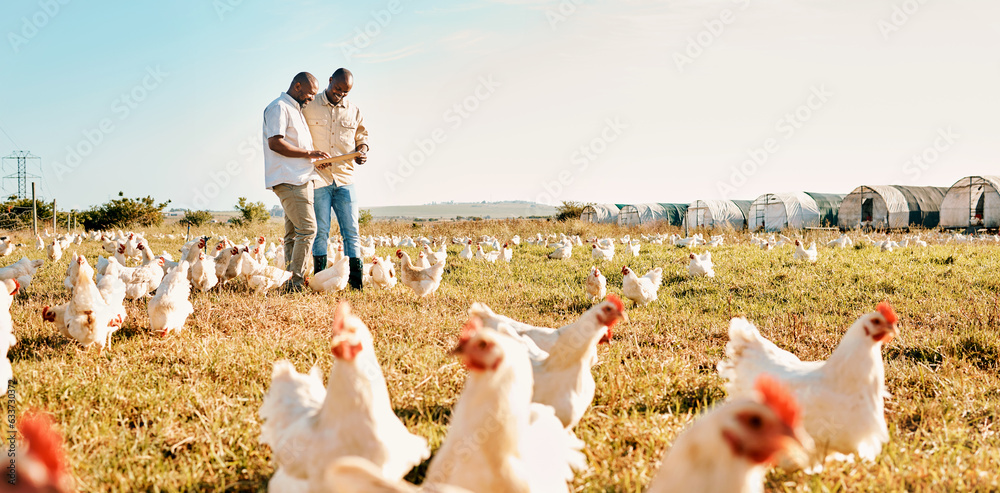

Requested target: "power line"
[{"left": 0, "top": 121, "right": 20, "bottom": 149}]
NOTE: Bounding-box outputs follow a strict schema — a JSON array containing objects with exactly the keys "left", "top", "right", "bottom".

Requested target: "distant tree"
[
  {"left": 179, "top": 209, "right": 214, "bottom": 227},
  {"left": 229, "top": 197, "right": 270, "bottom": 226},
  {"left": 77, "top": 192, "right": 170, "bottom": 230},
  {"left": 359, "top": 209, "right": 373, "bottom": 227},
  {"left": 554, "top": 201, "right": 590, "bottom": 221}
]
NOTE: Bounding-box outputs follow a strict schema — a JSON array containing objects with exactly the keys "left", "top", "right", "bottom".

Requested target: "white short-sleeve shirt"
[{"left": 262, "top": 92, "right": 319, "bottom": 189}]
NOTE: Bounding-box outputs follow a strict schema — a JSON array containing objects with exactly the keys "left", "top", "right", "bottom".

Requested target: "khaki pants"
[{"left": 272, "top": 182, "right": 316, "bottom": 286}]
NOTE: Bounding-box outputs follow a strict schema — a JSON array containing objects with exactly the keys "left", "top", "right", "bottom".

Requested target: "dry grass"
[{"left": 4, "top": 220, "right": 1000, "bottom": 492}]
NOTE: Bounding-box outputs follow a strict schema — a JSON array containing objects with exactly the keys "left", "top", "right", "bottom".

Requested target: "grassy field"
[{"left": 4, "top": 220, "right": 999, "bottom": 492}]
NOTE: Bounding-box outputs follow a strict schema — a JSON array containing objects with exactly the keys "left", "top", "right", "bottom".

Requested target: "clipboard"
[{"left": 312, "top": 152, "right": 362, "bottom": 166}]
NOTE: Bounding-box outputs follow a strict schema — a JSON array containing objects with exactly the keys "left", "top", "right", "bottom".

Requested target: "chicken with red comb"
[
  {"left": 718, "top": 303, "right": 899, "bottom": 471},
  {"left": 647, "top": 374, "right": 811, "bottom": 493},
  {"left": 395, "top": 249, "right": 444, "bottom": 298},
  {"left": 425, "top": 322, "right": 585, "bottom": 492},
  {"left": 468, "top": 295, "right": 627, "bottom": 429},
  {"left": 621, "top": 265, "right": 663, "bottom": 306},
  {"left": 10, "top": 413, "right": 74, "bottom": 492},
  {"left": 259, "top": 301, "right": 429, "bottom": 492}
]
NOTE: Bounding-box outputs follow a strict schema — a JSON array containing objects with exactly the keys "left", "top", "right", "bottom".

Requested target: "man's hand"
[
  {"left": 354, "top": 144, "right": 368, "bottom": 165},
  {"left": 309, "top": 150, "right": 332, "bottom": 169}
]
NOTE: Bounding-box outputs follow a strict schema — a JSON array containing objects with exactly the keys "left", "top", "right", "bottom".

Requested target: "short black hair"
[
  {"left": 331, "top": 68, "right": 353, "bottom": 82},
  {"left": 292, "top": 72, "right": 317, "bottom": 87}
]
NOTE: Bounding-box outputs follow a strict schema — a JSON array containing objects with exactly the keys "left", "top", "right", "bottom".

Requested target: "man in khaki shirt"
[{"left": 302, "top": 68, "right": 369, "bottom": 290}]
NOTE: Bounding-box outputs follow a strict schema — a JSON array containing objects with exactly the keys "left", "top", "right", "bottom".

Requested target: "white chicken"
[
  {"left": 621, "top": 266, "right": 663, "bottom": 306},
  {"left": 547, "top": 240, "right": 572, "bottom": 260},
  {"left": 308, "top": 255, "right": 350, "bottom": 292},
  {"left": 424, "top": 320, "right": 586, "bottom": 492},
  {"left": 500, "top": 243, "right": 513, "bottom": 263},
  {"left": 458, "top": 240, "right": 473, "bottom": 260},
  {"left": 475, "top": 244, "right": 499, "bottom": 263},
  {"left": 717, "top": 303, "right": 899, "bottom": 471},
  {"left": 793, "top": 240, "right": 818, "bottom": 263},
  {"left": 148, "top": 261, "right": 195, "bottom": 337},
  {"left": 180, "top": 236, "right": 209, "bottom": 265},
  {"left": 123, "top": 257, "right": 166, "bottom": 300},
  {"left": 0, "top": 257, "right": 44, "bottom": 281},
  {"left": 826, "top": 234, "right": 853, "bottom": 249},
  {"left": 646, "top": 375, "right": 811, "bottom": 493},
  {"left": 61, "top": 254, "right": 120, "bottom": 350},
  {"left": 322, "top": 456, "right": 473, "bottom": 493},
  {"left": 628, "top": 240, "right": 641, "bottom": 257},
  {"left": 468, "top": 296, "right": 627, "bottom": 429},
  {"left": 46, "top": 239, "right": 62, "bottom": 262},
  {"left": 364, "top": 256, "right": 396, "bottom": 290},
  {"left": 585, "top": 266, "right": 606, "bottom": 303},
  {"left": 415, "top": 251, "right": 432, "bottom": 268},
  {"left": 0, "top": 278, "right": 17, "bottom": 395},
  {"left": 97, "top": 274, "right": 127, "bottom": 334},
  {"left": 425, "top": 243, "right": 448, "bottom": 265},
  {"left": 359, "top": 236, "right": 376, "bottom": 259},
  {"left": 591, "top": 243, "right": 614, "bottom": 262},
  {"left": 240, "top": 252, "right": 293, "bottom": 293},
  {"left": 259, "top": 301, "right": 430, "bottom": 493},
  {"left": 395, "top": 249, "right": 444, "bottom": 298},
  {"left": 0, "top": 237, "right": 16, "bottom": 257},
  {"left": 687, "top": 252, "right": 715, "bottom": 278},
  {"left": 191, "top": 252, "right": 219, "bottom": 292}
]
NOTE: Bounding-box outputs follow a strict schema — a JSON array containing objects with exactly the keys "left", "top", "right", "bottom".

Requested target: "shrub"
[
  {"left": 78, "top": 192, "right": 170, "bottom": 231},
  {"left": 0, "top": 197, "right": 69, "bottom": 230},
  {"left": 555, "top": 201, "right": 590, "bottom": 221},
  {"left": 229, "top": 197, "right": 270, "bottom": 227},
  {"left": 179, "top": 210, "right": 214, "bottom": 228},
  {"left": 359, "top": 209, "right": 373, "bottom": 227}
]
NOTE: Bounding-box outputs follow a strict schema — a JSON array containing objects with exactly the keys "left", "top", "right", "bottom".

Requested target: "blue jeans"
[{"left": 312, "top": 182, "right": 360, "bottom": 258}]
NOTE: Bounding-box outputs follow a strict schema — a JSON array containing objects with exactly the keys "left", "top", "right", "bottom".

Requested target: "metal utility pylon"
[{"left": 2, "top": 150, "right": 41, "bottom": 199}]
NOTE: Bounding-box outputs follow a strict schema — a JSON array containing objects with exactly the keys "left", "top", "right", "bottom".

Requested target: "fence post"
[
  {"left": 52, "top": 199, "right": 56, "bottom": 232},
  {"left": 31, "top": 183, "right": 37, "bottom": 237}
]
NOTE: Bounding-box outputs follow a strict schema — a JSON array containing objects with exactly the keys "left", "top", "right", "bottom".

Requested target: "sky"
[{"left": 1, "top": 0, "right": 998, "bottom": 212}]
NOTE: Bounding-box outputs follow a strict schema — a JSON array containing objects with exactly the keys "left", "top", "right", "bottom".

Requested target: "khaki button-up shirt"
[{"left": 302, "top": 91, "right": 369, "bottom": 187}]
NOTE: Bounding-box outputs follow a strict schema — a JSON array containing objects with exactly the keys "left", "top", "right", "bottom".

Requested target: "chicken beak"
[
  {"left": 884, "top": 322, "right": 899, "bottom": 344},
  {"left": 620, "top": 311, "right": 629, "bottom": 324}
]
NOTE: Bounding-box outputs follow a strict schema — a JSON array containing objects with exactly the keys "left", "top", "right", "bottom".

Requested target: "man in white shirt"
[
  {"left": 303, "top": 68, "right": 369, "bottom": 290},
  {"left": 262, "top": 72, "right": 330, "bottom": 292}
]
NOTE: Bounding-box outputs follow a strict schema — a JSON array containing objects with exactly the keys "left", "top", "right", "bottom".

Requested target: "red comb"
[
  {"left": 877, "top": 302, "right": 897, "bottom": 325},
  {"left": 605, "top": 294, "right": 625, "bottom": 313},
  {"left": 19, "top": 413, "right": 68, "bottom": 480},
  {"left": 458, "top": 317, "right": 481, "bottom": 345},
  {"left": 755, "top": 374, "right": 800, "bottom": 428}
]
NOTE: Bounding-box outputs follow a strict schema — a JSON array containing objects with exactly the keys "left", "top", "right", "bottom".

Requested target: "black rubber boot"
[
  {"left": 348, "top": 257, "right": 363, "bottom": 291},
  {"left": 313, "top": 255, "right": 327, "bottom": 275}
]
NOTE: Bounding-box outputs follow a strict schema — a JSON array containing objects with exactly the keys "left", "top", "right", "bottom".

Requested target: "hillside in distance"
[{"left": 364, "top": 201, "right": 557, "bottom": 220}]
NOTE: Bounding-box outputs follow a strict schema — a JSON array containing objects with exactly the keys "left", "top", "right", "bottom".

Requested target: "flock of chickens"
[{"left": 1, "top": 227, "right": 996, "bottom": 492}]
